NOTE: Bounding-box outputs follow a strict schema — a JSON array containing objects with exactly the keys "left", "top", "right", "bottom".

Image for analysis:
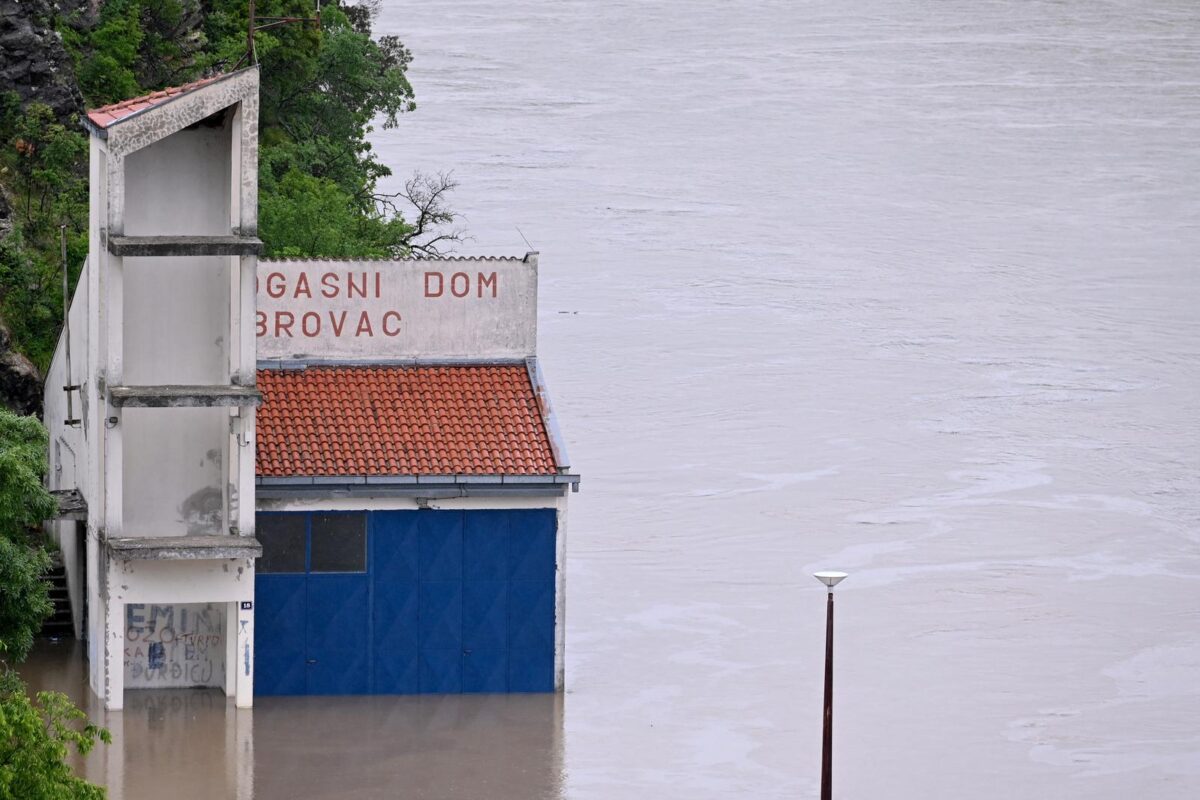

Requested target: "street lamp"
[{"left": 814, "top": 571, "right": 847, "bottom": 800}]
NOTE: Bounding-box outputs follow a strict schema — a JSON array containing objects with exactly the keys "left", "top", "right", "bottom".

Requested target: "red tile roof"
[
  {"left": 85, "top": 73, "right": 230, "bottom": 130},
  {"left": 255, "top": 365, "right": 559, "bottom": 478}
]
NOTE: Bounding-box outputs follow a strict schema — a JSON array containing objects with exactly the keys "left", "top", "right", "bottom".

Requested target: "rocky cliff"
[
  {"left": 0, "top": 323, "right": 42, "bottom": 416},
  {"left": 0, "top": 192, "right": 44, "bottom": 416},
  {"left": 0, "top": 0, "right": 86, "bottom": 415},
  {"left": 0, "top": 0, "right": 84, "bottom": 123}
]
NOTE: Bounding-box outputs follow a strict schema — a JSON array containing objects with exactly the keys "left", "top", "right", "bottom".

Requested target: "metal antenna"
[
  {"left": 515, "top": 226, "right": 536, "bottom": 253},
  {"left": 241, "top": 0, "right": 322, "bottom": 67}
]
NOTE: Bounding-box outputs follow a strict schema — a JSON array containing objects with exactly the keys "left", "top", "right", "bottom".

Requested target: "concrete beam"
[
  {"left": 109, "top": 384, "right": 263, "bottom": 408},
  {"left": 49, "top": 489, "right": 88, "bottom": 520},
  {"left": 106, "top": 235, "right": 263, "bottom": 257},
  {"left": 106, "top": 534, "right": 262, "bottom": 560}
]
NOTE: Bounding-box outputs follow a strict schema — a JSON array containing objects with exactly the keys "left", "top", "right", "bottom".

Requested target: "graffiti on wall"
[{"left": 124, "top": 603, "right": 225, "bottom": 688}]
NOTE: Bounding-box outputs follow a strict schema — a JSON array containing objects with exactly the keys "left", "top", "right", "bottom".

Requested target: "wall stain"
[{"left": 179, "top": 486, "right": 223, "bottom": 534}]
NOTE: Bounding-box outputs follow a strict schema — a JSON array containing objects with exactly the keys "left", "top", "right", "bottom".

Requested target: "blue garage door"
[{"left": 255, "top": 509, "right": 556, "bottom": 696}]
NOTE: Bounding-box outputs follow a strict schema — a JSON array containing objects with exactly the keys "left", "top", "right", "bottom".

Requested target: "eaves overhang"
[
  {"left": 256, "top": 474, "right": 580, "bottom": 499},
  {"left": 81, "top": 67, "right": 254, "bottom": 140},
  {"left": 525, "top": 356, "right": 572, "bottom": 473}
]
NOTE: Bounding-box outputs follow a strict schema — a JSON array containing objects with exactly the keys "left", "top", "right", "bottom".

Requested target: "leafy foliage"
[
  {"left": 0, "top": 410, "right": 57, "bottom": 663},
  {"left": 0, "top": 672, "right": 110, "bottom": 800},
  {"left": 1, "top": 1, "right": 458, "bottom": 370},
  {"left": 0, "top": 412, "right": 106, "bottom": 796},
  {"left": 0, "top": 410, "right": 57, "bottom": 541},
  {"left": 0, "top": 540, "right": 52, "bottom": 667},
  {"left": 260, "top": 169, "right": 410, "bottom": 258},
  {"left": 0, "top": 100, "right": 88, "bottom": 371}
]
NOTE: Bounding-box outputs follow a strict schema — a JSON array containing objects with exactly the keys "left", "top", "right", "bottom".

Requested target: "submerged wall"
[{"left": 123, "top": 602, "right": 225, "bottom": 689}]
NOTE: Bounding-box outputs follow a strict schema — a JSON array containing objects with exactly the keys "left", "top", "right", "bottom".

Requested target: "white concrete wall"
[
  {"left": 86, "top": 136, "right": 106, "bottom": 700},
  {"left": 105, "top": 557, "right": 256, "bottom": 707},
  {"left": 123, "top": 601, "right": 225, "bottom": 688},
  {"left": 122, "top": 407, "right": 229, "bottom": 536},
  {"left": 123, "top": 123, "right": 231, "bottom": 384},
  {"left": 65, "top": 70, "right": 263, "bottom": 709},
  {"left": 44, "top": 257, "right": 92, "bottom": 637},
  {"left": 256, "top": 256, "right": 538, "bottom": 361},
  {"left": 117, "top": 123, "right": 233, "bottom": 538},
  {"left": 44, "top": 260, "right": 90, "bottom": 496}
]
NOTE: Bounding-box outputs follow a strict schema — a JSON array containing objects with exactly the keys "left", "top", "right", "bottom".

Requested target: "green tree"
[
  {"left": 0, "top": 410, "right": 57, "bottom": 662},
  {"left": 4, "top": 1, "right": 460, "bottom": 371},
  {"left": 259, "top": 169, "right": 411, "bottom": 258},
  {"left": 0, "top": 412, "right": 107, "bottom": 798},
  {"left": 0, "top": 101, "right": 88, "bottom": 371},
  {"left": 0, "top": 672, "right": 110, "bottom": 800},
  {"left": 68, "top": 0, "right": 144, "bottom": 106}
]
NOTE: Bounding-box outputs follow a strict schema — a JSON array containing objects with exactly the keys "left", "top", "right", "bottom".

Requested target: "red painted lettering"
[
  {"left": 478, "top": 272, "right": 497, "bottom": 298},
  {"left": 266, "top": 272, "right": 286, "bottom": 299},
  {"left": 301, "top": 312, "right": 321, "bottom": 337},
  {"left": 275, "top": 311, "right": 294, "bottom": 337},
  {"left": 321, "top": 272, "right": 339, "bottom": 298},
  {"left": 256, "top": 311, "right": 267, "bottom": 337},
  {"left": 354, "top": 311, "right": 373, "bottom": 337},
  {"left": 382, "top": 311, "right": 402, "bottom": 336},
  {"left": 451, "top": 272, "right": 470, "bottom": 297},
  {"left": 329, "top": 310, "right": 347, "bottom": 337},
  {"left": 375, "top": 272, "right": 382, "bottom": 298},
  {"left": 294, "top": 272, "right": 312, "bottom": 299},
  {"left": 348, "top": 273, "right": 367, "bottom": 299},
  {"left": 424, "top": 271, "right": 443, "bottom": 297}
]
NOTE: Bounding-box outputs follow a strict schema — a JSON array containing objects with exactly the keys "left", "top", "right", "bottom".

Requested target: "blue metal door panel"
[
  {"left": 418, "top": 512, "right": 463, "bottom": 694},
  {"left": 419, "top": 647, "right": 462, "bottom": 693},
  {"left": 463, "top": 649, "right": 508, "bottom": 693},
  {"left": 372, "top": 513, "right": 419, "bottom": 693},
  {"left": 508, "top": 647, "right": 554, "bottom": 692},
  {"left": 418, "top": 579, "right": 461, "bottom": 693},
  {"left": 419, "top": 580, "right": 462, "bottom": 650},
  {"left": 463, "top": 578, "right": 508, "bottom": 693},
  {"left": 508, "top": 579, "right": 555, "bottom": 692},
  {"left": 418, "top": 511, "right": 462, "bottom": 580},
  {"left": 372, "top": 512, "right": 420, "bottom": 580},
  {"left": 373, "top": 580, "right": 418, "bottom": 694},
  {"left": 463, "top": 580, "right": 507, "bottom": 650},
  {"left": 465, "top": 511, "right": 508, "bottom": 580},
  {"left": 255, "top": 508, "right": 558, "bottom": 696},
  {"left": 254, "top": 575, "right": 307, "bottom": 695},
  {"left": 306, "top": 575, "right": 370, "bottom": 695},
  {"left": 506, "top": 510, "right": 557, "bottom": 691},
  {"left": 509, "top": 509, "right": 557, "bottom": 580}
]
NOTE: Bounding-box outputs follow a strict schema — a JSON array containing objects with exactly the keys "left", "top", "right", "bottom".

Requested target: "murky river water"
[{"left": 21, "top": 1, "right": 1200, "bottom": 797}]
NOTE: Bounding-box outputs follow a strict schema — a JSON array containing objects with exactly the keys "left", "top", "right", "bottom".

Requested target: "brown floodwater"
[
  {"left": 19, "top": 0, "right": 1200, "bottom": 797},
  {"left": 21, "top": 640, "right": 564, "bottom": 800}
]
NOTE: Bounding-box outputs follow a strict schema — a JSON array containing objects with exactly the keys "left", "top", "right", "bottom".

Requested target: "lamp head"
[{"left": 814, "top": 571, "right": 848, "bottom": 589}]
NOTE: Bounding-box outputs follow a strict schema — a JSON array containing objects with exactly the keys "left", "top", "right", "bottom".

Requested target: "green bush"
[
  {"left": 0, "top": 672, "right": 110, "bottom": 800},
  {"left": 0, "top": 410, "right": 107, "bottom": 797}
]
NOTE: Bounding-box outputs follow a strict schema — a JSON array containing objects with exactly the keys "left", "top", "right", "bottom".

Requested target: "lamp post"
[{"left": 814, "top": 571, "right": 847, "bottom": 800}]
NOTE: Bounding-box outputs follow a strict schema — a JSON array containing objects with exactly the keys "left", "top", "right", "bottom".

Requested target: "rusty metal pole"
[
  {"left": 820, "top": 588, "right": 834, "bottom": 800},
  {"left": 247, "top": 0, "right": 256, "bottom": 63},
  {"left": 813, "top": 571, "right": 846, "bottom": 800}
]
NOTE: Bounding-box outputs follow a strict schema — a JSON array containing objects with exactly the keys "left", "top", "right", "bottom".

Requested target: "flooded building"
[
  {"left": 43, "top": 69, "right": 578, "bottom": 709},
  {"left": 251, "top": 256, "right": 577, "bottom": 696}
]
